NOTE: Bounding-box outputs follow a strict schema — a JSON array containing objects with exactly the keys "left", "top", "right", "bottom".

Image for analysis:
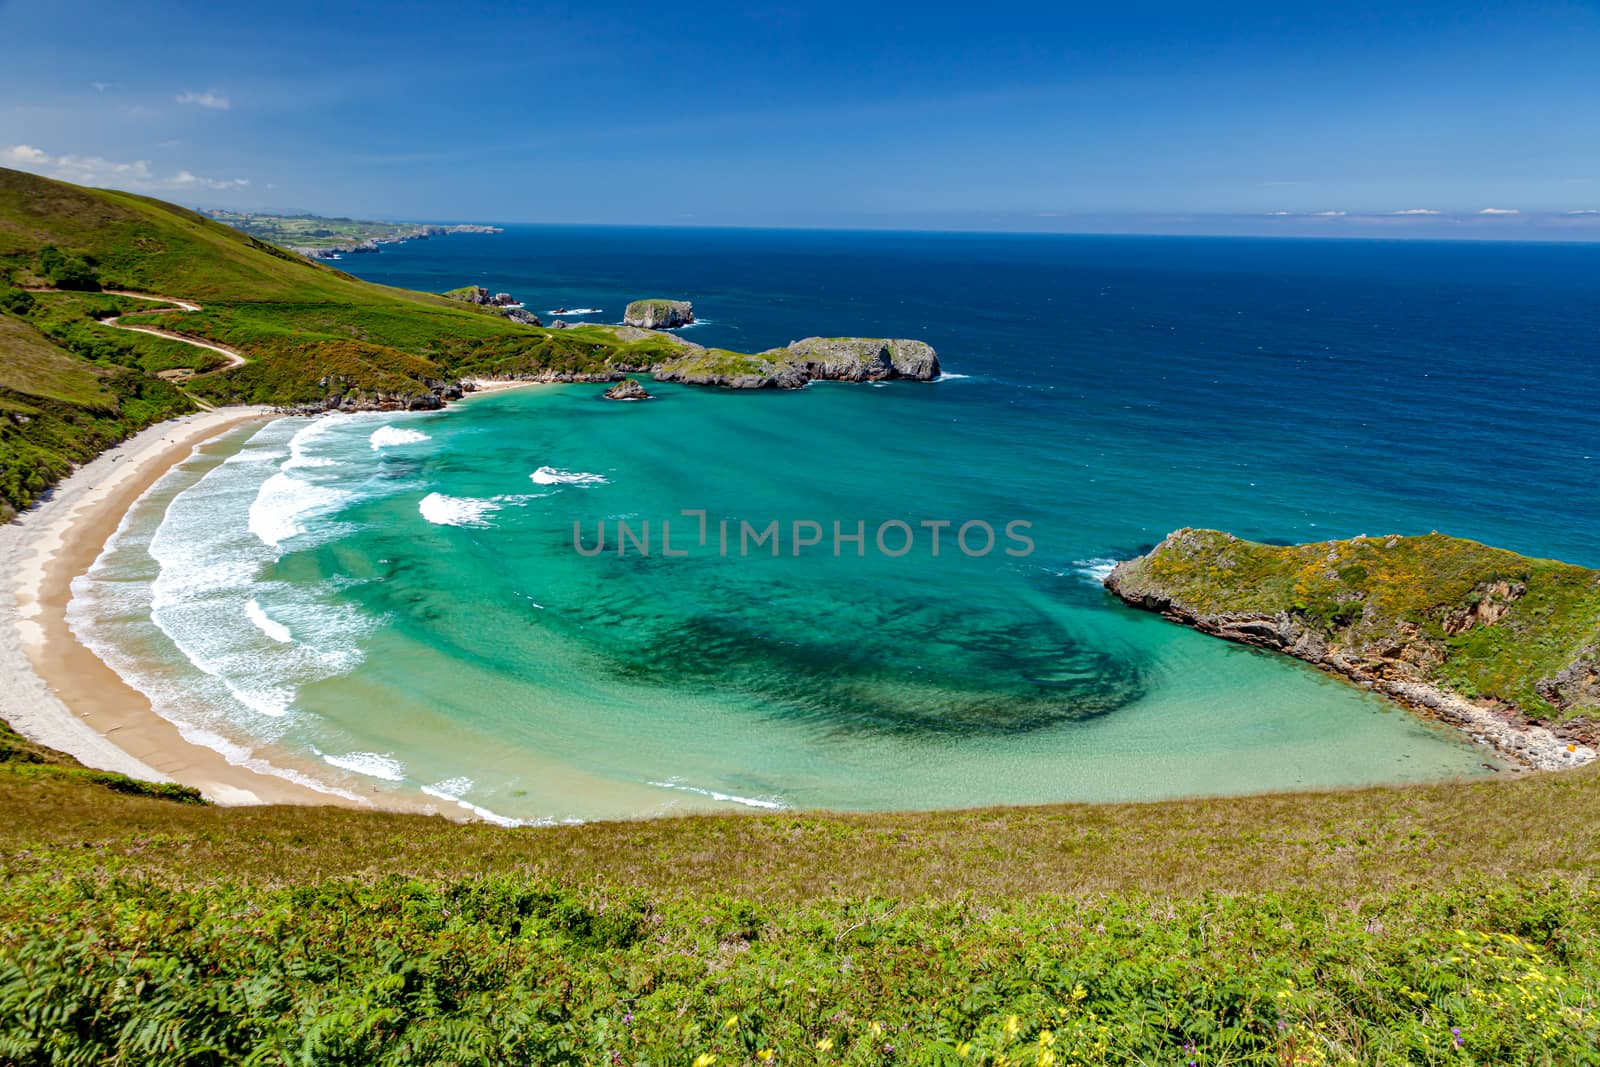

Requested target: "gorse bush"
[
  {"left": 34, "top": 245, "right": 100, "bottom": 291},
  {"left": 1, "top": 873, "right": 1597, "bottom": 1066}
]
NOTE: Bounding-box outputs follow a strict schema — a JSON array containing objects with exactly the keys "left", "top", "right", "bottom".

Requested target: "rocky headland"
[
  {"left": 443, "top": 286, "right": 542, "bottom": 325},
  {"left": 286, "top": 224, "right": 503, "bottom": 259},
  {"left": 651, "top": 335, "right": 941, "bottom": 389},
  {"left": 1105, "top": 528, "right": 1600, "bottom": 770}
]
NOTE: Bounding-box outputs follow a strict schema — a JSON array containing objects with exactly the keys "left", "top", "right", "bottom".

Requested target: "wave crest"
[{"left": 531, "top": 466, "right": 607, "bottom": 487}]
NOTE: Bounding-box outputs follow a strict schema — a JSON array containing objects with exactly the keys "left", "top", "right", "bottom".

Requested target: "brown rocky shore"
[{"left": 1105, "top": 528, "right": 1600, "bottom": 772}]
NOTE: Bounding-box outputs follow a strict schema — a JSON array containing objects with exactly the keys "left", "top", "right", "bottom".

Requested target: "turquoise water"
[{"left": 74, "top": 229, "right": 1600, "bottom": 822}]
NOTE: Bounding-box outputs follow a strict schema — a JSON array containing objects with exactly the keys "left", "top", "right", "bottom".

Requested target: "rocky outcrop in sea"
[
  {"left": 603, "top": 378, "right": 651, "bottom": 400},
  {"left": 624, "top": 299, "right": 694, "bottom": 329}
]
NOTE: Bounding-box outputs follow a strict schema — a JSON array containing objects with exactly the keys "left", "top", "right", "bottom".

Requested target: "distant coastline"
[{"left": 203, "top": 209, "right": 503, "bottom": 260}]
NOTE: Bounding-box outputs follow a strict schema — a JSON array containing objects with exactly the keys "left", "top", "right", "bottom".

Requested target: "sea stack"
[
  {"left": 623, "top": 299, "right": 694, "bottom": 329},
  {"left": 603, "top": 378, "right": 652, "bottom": 401}
]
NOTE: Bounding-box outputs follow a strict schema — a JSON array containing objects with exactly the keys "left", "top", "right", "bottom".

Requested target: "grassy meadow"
[{"left": 3, "top": 716, "right": 1600, "bottom": 1064}]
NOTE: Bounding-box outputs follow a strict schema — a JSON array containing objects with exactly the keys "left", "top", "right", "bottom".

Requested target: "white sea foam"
[
  {"left": 64, "top": 416, "right": 395, "bottom": 806},
  {"left": 370, "top": 425, "right": 431, "bottom": 450},
  {"left": 281, "top": 416, "right": 347, "bottom": 471},
  {"left": 420, "top": 780, "right": 523, "bottom": 826},
  {"left": 531, "top": 466, "right": 608, "bottom": 487},
  {"left": 934, "top": 372, "right": 972, "bottom": 381},
  {"left": 546, "top": 307, "right": 602, "bottom": 315},
  {"left": 323, "top": 751, "right": 406, "bottom": 782},
  {"left": 1072, "top": 558, "right": 1120, "bottom": 584},
  {"left": 648, "top": 778, "right": 786, "bottom": 810},
  {"left": 425, "top": 776, "right": 474, "bottom": 799},
  {"left": 248, "top": 472, "right": 350, "bottom": 548},
  {"left": 245, "top": 598, "right": 292, "bottom": 643},
  {"left": 419, "top": 492, "right": 502, "bottom": 527}
]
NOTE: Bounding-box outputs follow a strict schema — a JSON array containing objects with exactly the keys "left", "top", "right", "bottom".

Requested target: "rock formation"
[
  {"left": 624, "top": 299, "right": 694, "bottom": 329},
  {"left": 650, "top": 337, "right": 939, "bottom": 389},
  {"left": 785, "top": 338, "right": 941, "bottom": 382},
  {"left": 1104, "top": 528, "right": 1600, "bottom": 770},
  {"left": 603, "top": 378, "right": 651, "bottom": 401}
]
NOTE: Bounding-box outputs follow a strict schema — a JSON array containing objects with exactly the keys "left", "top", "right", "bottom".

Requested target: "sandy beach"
[{"left": 0, "top": 408, "right": 406, "bottom": 808}]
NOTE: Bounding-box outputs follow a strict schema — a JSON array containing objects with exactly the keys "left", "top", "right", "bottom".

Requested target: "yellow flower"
[
  {"left": 957, "top": 1041, "right": 973, "bottom": 1058},
  {"left": 1037, "top": 1051, "right": 1056, "bottom": 1067},
  {"left": 1071, "top": 984, "right": 1087, "bottom": 1002},
  {"left": 1038, "top": 1029, "right": 1055, "bottom": 1048},
  {"left": 869, "top": 1021, "right": 885, "bottom": 1038},
  {"left": 693, "top": 1055, "right": 718, "bottom": 1067},
  {"left": 725, "top": 1016, "right": 740, "bottom": 1031},
  {"left": 816, "top": 1038, "right": 833, "bottom": 1053},
  {"left": 757, "top": 1051, "right": 774, "bottom": 1062},
  {"left": 1005, "top": 1014, "right": 1022, "bottom": 1038}
]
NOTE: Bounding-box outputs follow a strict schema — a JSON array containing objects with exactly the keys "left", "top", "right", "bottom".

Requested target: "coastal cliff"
[
  {"left": 652, "top": 336, "right": 941, "bottom": 389},
  {"left": 1105, "top": 528, "right": 1600, "bottom": 769}
]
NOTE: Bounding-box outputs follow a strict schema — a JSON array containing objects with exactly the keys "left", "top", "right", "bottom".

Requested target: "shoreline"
[
  {"left": 0, "top": 408, "right": 446, "bottom": 811},
  {"left": 1102, "top": 562, "right": 1598, "bottom": 774}
]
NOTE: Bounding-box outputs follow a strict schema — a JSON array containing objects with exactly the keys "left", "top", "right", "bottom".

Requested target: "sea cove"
[{"left": 56, "top": 228, "right": 1600, "bottom": 821}]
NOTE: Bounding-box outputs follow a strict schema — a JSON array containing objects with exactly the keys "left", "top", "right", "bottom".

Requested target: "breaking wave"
[
  {"left": 531, "top": 466, "right": 607, "bottom": 487},
  {"left": 370, "top": 425, "right": 431, "bottom": 450}
]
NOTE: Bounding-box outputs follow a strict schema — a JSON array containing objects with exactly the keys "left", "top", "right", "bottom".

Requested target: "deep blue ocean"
[
  {"left": 74, "top": 228, "right": 1600, "bottom": 822},
  {"left": 358, "top": 226, "right": 1600, "bottom": 564}
]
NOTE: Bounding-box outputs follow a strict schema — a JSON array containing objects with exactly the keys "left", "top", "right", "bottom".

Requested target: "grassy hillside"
[
  {"left": 0, "top": 168, "right": 674, "bottom": 510},
  {"left": 3, "top": 723, "right": 1600, "bottom": 1064},
  {"left": 0, "top": 305, "right": 192, "bottom": 518},
  {"left": 1109, "top": 529, "right": 1600, "bottom": 725}
]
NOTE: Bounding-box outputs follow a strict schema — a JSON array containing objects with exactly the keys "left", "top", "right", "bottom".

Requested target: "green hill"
[
  {"left": 3, "top": 715, "right": 1600, "bottom": 1064},
  {"left": 0, "top": 167, "right": 682, "bottom": 515}
]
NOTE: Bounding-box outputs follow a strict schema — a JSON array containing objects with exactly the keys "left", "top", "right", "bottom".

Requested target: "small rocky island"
[
  {"left": 1105, "top": 528, "right": 1600, "bottom": 770},
  {"left": 603, "top": 378, "right": 651, "bottom": 400},
  {"left": 624, "top": 299, "right": 694, "bottom": 329},
  {"left": 432, "top": 284, "right": 942, "bottom": 392}
]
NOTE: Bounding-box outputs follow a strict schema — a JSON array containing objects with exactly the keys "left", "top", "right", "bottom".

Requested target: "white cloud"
[
  {"left": 1477, "top": 207, "right": 1520, "bottom": 215},
  {"left": 1310, "top": 210, "right": 1347, "bottom": 217},
  {"left": 90, "top": 81, "right": 113, "bottom": 93},
  {"left": 1390, "top": 208, "right": 1441, "bottom": 215},
  {"left": 1567, "top": 209, "right": 1600, "bottom": 215},
  {"left": 177, "top": 88, "right": 230, "bottom": 111},
  {"left": 2, "top": 143, "right": 248, "bottom": 192},
  {"left": 171, "top": 169, "right": 249, "bottom": 190},
  {"left": 2, "top": 144, "right": 51, "bottom": 167},
  {"left": 1263, "top": 211, "right": 1292, "bottom": 216}
]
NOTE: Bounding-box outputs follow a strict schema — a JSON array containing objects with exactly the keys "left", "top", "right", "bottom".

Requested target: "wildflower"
[
  {"left": 1451, "top": 1027, "right": 1464, "bottom": 1049},
  {"left": 1071, "top": 984, "right": 1087, "bottom": 1002},
  {"left": 725, "top": 1016, "right": 740, "bottom": 1031},
  {"left": 816, "top": 1038, "right": 833, "bottom": 1053},
  {"left": 957, "top": 1041, "right": 973, "bottom": 1058},
  {"left": 1005, "top": 1014, "right": 1022, "bottom": 1038},
  {"left": 757, "top": 1051, "right": 774, "bottom": 1062},
  {"left": 693, "top": 1055, "right": 717, "bottom": 1067},
  {"left": 1038, "top": 1051, "right": 1056, "bottom": 1067},
  {"left": 1038, "top": 1030, "right": 1055, "bottom": 1048},
  {"left": 869, "top": 1021, "right": 884, "bottom": 1038}
]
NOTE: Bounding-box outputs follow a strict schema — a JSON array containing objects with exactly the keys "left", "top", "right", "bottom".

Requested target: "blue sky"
[{"left": 3, "top": 0, "right": 1599, "bottom": 237}]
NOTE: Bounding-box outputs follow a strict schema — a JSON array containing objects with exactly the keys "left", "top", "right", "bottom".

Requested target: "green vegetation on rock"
[{"left": 1107, "top": 529, "right": 1600, "bottom": 724}]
